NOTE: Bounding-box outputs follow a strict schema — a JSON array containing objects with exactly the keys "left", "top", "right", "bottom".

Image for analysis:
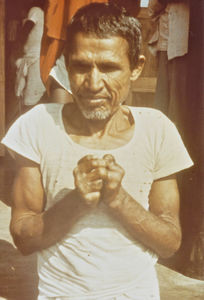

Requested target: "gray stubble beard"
[{"left": 81, "top": 108, "right": 112, "bottom": 120}]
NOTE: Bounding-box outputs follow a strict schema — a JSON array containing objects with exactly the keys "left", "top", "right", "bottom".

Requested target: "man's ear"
[{"left": 130, "top": 55, "right": 145, "bottom": 81}]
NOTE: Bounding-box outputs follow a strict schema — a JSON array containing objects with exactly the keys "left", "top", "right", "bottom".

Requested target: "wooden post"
[
  {"left": 0, "top": 0, "right": 5, "bottom": 156},
  {"left": 130, "top": 7, "right": 157, "bottom": 107}
]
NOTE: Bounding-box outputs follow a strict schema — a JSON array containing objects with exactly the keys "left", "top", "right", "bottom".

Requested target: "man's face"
[{"left": 66, "top": 32, "right": 136, "bottom": 121}]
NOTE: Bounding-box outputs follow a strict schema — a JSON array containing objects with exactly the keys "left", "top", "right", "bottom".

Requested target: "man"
[
  {"left": 15, "top": 0, "right": 46, "bottom": 112},
  {"left": 2, "top": 2, "right": 193, "bottom": 299},
  {"left": 148, "top": 0, "right": 190, "bottom": 132},
  {"left": 148, "top": 0, "right": 195, "bottom": 275}
]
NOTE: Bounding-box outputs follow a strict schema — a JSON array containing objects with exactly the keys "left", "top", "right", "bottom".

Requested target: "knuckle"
[
  {"left": 84, "top": 192, "right": 100, "bottom": 207},
  {"left": 107, "top": 183, "right": 116, "bottom": 191},
  {"left": 94, "top": 179, "right": 103, "bottom": 190},
  {"left": 79, "top": 154, "right": 93, "bottom": 162},
  {"left": 73, "top": 167, "right": 78, "bottom": 176},
  {"left": 77, "top": 155, "right": 93, "bottom": 168},
  {"left": 91, "top": 158, "right": 105, "bottom": 169},
  {"left": 97, "top": 179, "right": 103, "bottom": 188},
  {"left": 76, "top": 183, "right": 83, "bottom": 194},
  {"left": 109, "top": 177, "right": 119, "bottom": 188},
  {"left": 121, "top": 166, "right": 125, "bottom": 174},
  {"left": 90, "top": 159, "right": 98, "bottom": 168},
  {"left": 98, "top": 167, "right": 107, "bottom": 178},
  {"left": 118, "top": 166, "right": 125, "bottom": 178},
  {"left": 106, "top": 172, "right": 122, "bottom": 187},
  {"left": 103, "top": 154, "right": 115, "bottom": 163}
]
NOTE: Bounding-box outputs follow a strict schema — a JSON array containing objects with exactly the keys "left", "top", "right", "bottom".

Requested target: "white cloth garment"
[
  {"left": 15, "top": 7, "right": 45, "bottom": 105},
  {"left": 1, "top": 104, "right": 193, "bottom": 299},
  {"left": 148, "top": 0, "right": 190, "bottom": 60},
  {"left": 23, "top": 6, "right": 44, "bottom": 57},
  {"left": 49, "top": 54, "right": 72, "bottom": 94}
]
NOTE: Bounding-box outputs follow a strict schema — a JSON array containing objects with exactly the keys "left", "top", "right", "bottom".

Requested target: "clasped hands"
[{"left": 73, "top": 154, "right": 124, "bottom": 208}]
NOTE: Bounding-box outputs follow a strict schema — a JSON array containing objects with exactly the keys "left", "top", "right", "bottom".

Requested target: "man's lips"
[{"left": 79, "top": 96, "right": 109, "bottom": 107}]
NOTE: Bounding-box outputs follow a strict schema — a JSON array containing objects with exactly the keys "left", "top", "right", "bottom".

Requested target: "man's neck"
[{"left": 62, "top": 103, "right": 135, "bottom": 149}]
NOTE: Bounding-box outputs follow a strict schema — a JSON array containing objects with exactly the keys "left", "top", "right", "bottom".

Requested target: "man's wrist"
[{"left": 106, "top": 186, "right": 127, "bottom": 210}]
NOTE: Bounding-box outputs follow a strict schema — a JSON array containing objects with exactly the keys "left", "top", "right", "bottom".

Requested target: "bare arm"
[
  {"left": 11, "top": 152, "right": 182, "bottom": 258},
  {"left": 148, "top": 0, "right": 189, "bottom": 17},
  {"left": 10, "top": 155, "right": 94, "bottom": 255},
  {"left": 15, "top": 20, "right": 35, "bottom": 58},
  {"left": 101, "top": 155, "right": 182, "bottom": 258},
  {"left": 70, "top": 154, "right": 182, "bottom": 258},
  {"left": 148, "top": 0, "right": 166, "bottom": 17}
]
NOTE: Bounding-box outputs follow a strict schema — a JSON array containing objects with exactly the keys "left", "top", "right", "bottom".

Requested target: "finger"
[
  {"left": 103, "top": 166, "right": 125, "bottom": 185},
  {"left": 77, "top": 155, "right": 98, "bottom": 172},
  {"left": 103, "top": 156, "right": 124, "bottom": 175},
  {"left": 87, "top": 167, "right": 107, "bottom": 181},
  {"left": 84, "top": 192, "right": 101, "bottom": 207},
  {"left": 74, "top": 167, "right": 106, "bottom": 189},
  {"left": 87, "top": 179, "right": 103, "bottom": 192},
  {"left": 78, "top": 155, "right": 98, "bottom": 165},
  {"left": 108, "top": 163, "right": 124, "bottom": 174},
  {"left": 103, "top": 170, "right": 119, "bottom": 183},
  {"left": 78, "top": 157, "right": 107, "bottom": 173},
  {"left": 103, "top": 154, "right": 115, "bottom": 164},
  {"left": 74, "top": 169, "right": 103, "bottom": 192}
]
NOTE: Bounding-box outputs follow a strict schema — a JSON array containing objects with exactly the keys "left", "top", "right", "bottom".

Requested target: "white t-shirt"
[
  {"left": 1, "top": 104, "right": 193, "bottom": 299},
  {"left": 23, "top": 7, "right": 44, "bottom": 57}
]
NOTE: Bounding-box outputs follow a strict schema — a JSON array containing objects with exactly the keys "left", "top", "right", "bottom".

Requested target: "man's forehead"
[
  {"left": 68, "top": 32, "right": 129, "bottom": 60},
  {"left": 71, "top": 32, "right": 128, "bottom": 50}
]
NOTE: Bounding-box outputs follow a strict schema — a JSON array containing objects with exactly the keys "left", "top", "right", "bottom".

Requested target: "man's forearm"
[
  {"left": 106, "top": 187, "right": 181, "bottom": 258},
  {"left": 10, "top": 190, "right": 88, "bottom": 255},
  {"left": 148, "top": 0, "right": 166, "bottom": 18}
]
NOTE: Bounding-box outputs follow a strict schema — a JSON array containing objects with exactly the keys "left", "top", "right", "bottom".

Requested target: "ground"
[{"left": 0, "top": 155, "right": 203, "bottom": 299}]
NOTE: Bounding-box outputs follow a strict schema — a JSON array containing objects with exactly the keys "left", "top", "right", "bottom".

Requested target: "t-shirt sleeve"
[
  {"left": 1, "top": 107, "right": 42, "bottom": 164},
  {"left": 153, "top": 113, "right": 193, "bottom": 180},
  {"left": 24, "top": 7, "right": 42, "bottom": 25}
]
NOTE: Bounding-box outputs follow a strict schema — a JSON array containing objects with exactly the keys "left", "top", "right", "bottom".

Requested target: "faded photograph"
[{"left": 0, "top": 1, "right": 203, "bottom": 299}]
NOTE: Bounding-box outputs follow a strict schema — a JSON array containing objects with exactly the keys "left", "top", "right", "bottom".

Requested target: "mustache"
[
  {"left": 78, "top": 94, "right": 111, "bottom": 100},
  {"left": 74, "top": 85, "right": 117, "bottom": 101}
]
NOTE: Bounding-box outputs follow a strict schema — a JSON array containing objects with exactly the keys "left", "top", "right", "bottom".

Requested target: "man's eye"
[
  {"left": 72, "top": 63, "right": 90, "bottom": 73},
  {"left": 99, "top": 65, "right": 120, "bottom": 73}
]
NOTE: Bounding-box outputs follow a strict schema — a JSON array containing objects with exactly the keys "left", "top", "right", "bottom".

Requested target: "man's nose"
[{"left": 86, "top": 67, "right": 104, "bottom": 92}]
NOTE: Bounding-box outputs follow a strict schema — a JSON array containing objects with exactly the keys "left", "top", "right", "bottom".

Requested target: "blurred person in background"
[
  {"left": 148, "top": 0, "right": 190, "bottom": 134},
  {"left": 15, "top": 0, "right": 46, "bottom": 113}
]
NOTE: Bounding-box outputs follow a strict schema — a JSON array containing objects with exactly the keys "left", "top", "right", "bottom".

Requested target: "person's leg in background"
[{"left": 154, "top": 51, "right": 169, "bottom": 115}]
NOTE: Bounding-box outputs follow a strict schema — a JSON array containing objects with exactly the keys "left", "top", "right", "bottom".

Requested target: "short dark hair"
[{"left": 65, "top": 2, "right": 142, "bottom": 69}]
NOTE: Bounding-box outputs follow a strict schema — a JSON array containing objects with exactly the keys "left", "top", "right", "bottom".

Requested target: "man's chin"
[{"left": 81, "top": 109, "right": 111, "bottom": 121}]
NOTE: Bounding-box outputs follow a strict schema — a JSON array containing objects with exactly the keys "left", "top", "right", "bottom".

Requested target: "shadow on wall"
[{"left": 0, "top": 239, "right": 38, "bottom": 300}]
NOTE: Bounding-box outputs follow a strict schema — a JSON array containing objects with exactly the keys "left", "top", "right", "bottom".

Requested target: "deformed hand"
[
  {"left": 101, "top": 154, "right": 125, "bottom": 205},
  {"left": 73, "top": 155, "right": 107, "bottom": 207}
]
